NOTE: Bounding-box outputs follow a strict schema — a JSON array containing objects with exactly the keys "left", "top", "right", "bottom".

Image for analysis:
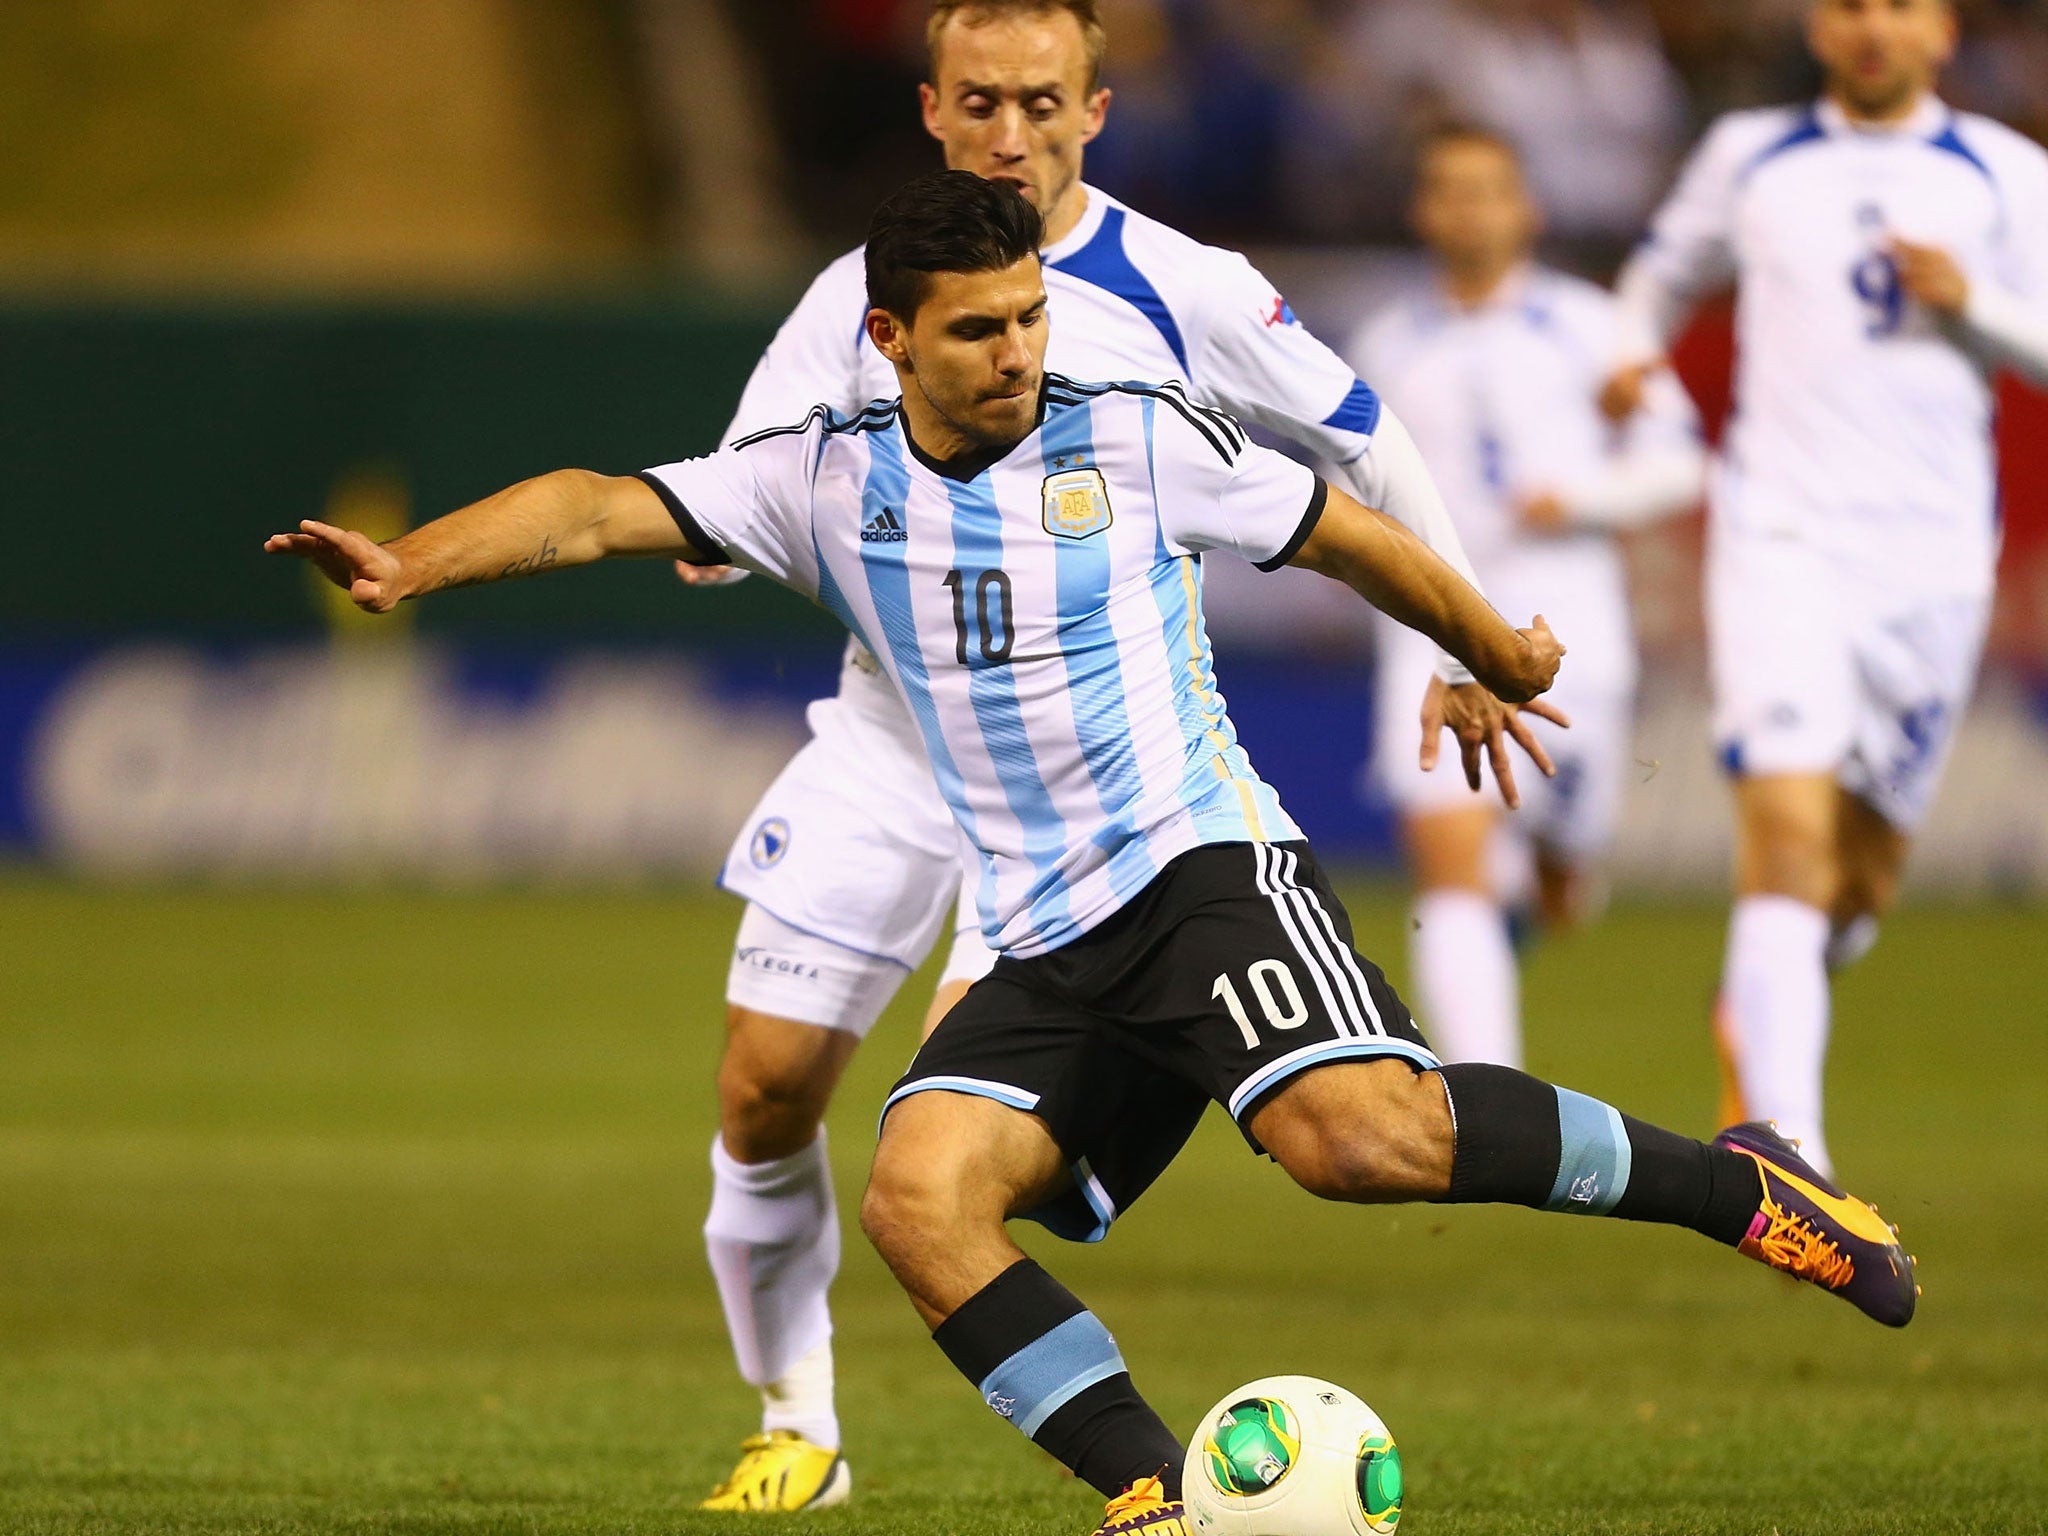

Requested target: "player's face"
[
  {"left": 878, "top": 257, "right": 1050, "bottom": 451},
  {"left": 922, "top": 11, "right": 1110, "bottom": 242},
  {"left": 1808, "top": 0, "right": 1956, "bottom": 119},
  {"left": 1412, "top": 139, "right": 1538, "bottom": 277}
]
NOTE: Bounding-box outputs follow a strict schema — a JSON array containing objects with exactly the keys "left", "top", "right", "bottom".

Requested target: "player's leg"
[
  {"left": 1374, "top": 616, "right": 1520, "bottom": 1066},
  {"left": 866, "top": 973, "right": 1202, "bottom": 1531},
  {"left": 1247, "top": 1055, "right": 1914, "bottom": 1323},
  {"left": 699, "top": 912, "right": 910, "bottom": 1512},
  {"left": 1708, "top": 533, "right": 1856, "bottom": 1168},
  {"left": 700, "top": 656, "right": 965, "bottom": 1510},
  {"left": 1826, "top": 592, "right": 1991, "bottom": 973},
  {"left": 1402, "top": 806, "right": 1520, "bottom": 1066},
  {"left": 1826, "top": 790, "right": 1908, "bottom": 970},
  {"left": 1200, "top": 847, "right": 1914, "bottom": 1328}
]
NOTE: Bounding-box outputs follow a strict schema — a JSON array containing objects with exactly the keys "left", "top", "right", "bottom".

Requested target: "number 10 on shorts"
[{"left": 1213, "top": 959, "right": 1310, "bottom": 1047}]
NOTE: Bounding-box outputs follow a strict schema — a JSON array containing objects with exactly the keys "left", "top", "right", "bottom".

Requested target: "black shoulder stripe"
[
  {"left": 730, "top": 400, "right": 897, "bottom": 452},
  {"left": 1045, "top": 376, "right": 1245, "bottom": 464},
  {"left": 730, "top": 404, "right": 830, "bottom": 452}
]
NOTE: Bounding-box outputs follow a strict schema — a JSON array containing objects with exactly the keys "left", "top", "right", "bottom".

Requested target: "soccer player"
[
  {"left": 1348, "top": 125, "right": 1706, "bottom": 1067},
  {"left": 1604, "top": 0, "right": 2048, "bottom": 1173},
  {"left": 672, "top": 1, "right": 1560, "bottom": 1507},
  {"left": 270, "top": 170, "right": 1920, "bottom": 1536}
]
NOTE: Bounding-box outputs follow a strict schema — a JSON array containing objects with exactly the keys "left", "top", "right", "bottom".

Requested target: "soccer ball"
[{"left": 1183, "top": 1375, "right": 1403, "bottom": 1535}]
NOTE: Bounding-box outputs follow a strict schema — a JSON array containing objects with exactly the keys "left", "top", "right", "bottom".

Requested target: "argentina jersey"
[{"left": 642, "top": 377, "right": 1326, "bottom": 958}]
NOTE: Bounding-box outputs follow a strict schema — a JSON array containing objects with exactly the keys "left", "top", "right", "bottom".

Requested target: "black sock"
[
  {"left": 931, "top": 1259, "right": 1183, "bottom": 1499},
  {"left": 1434, "top": 1063, "right": 1761, "bottom": 1245}
]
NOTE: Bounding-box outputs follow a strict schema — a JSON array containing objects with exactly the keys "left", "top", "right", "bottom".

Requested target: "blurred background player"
[
  {"left": 1604, "top": 0, "right": 2048, "bottom": 1171},
  {"left": 1348, "top": 125, "right": 1705, "bottom": 1069},
  {"left": 684, "top": 0, "right": 1561, "bottom": 1512}
]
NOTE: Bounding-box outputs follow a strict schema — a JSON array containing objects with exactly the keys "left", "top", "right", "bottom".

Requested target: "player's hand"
[
  {"left": 1888, "top": 238, "right": 1970, "bottom": 318},
  {"left": 263, "top": 519, "right": 408, "bottom": 612},
  {"left": 1470, "top": 613, "right": 1565, "bottom": 707},
  {"left": 1420, "top": 675, "right": 1572, "bottom": 811},
  {"left": 673, "top": 560, "right": 751, "bottom": 587},
  {"left": 1515, "top": 490, "right": 1572, "bottom": 535},
  {"left": 1597, "top": 362, "right": 1657, "bottom": 423}
]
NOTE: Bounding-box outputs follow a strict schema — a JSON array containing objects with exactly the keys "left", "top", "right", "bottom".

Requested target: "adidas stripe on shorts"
[{"left": 881, "top": 839, "right": 1441, "bottom": 1242}]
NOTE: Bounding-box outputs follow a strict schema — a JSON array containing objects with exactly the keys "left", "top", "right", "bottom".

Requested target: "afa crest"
[{"left": 1041, "top": 467, "right": 1113, "bottom": 539}]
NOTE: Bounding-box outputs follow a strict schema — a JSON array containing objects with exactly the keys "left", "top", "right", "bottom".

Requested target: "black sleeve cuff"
[
  {"left": 635, "top": 471, "right": 732, "bottom": 565},
  {"left": 1254, "top": 475, "right": 1328, "bottom": 572}
]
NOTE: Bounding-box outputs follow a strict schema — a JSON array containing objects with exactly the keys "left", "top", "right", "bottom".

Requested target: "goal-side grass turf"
[{"left": 2, "top": 881, "right": 2043, "bottom": 1534}]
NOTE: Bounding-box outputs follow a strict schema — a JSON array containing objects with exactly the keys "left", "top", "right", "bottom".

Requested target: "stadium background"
[{"left": 3, "top": 4, "right": 2046, "bottom": 1534}]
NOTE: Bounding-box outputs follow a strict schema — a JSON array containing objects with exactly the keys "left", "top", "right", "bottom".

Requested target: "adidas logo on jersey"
[{"left": 861, "top": 508, "right": 908, "bottom": 543}]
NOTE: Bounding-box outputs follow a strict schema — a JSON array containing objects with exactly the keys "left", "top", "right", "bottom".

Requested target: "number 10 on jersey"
[{"left": 944, "top": 568, "right": 1015, "bottom": 665}]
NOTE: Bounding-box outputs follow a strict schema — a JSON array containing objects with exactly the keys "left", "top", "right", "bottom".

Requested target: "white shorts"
[
  {"left": 721, "top": 644, "right": 977, "bottom": 1031},
  {"left": 720, "top": 645, "right": 963, "bottom": 970},
  {"left": 726, "top": 905, "right": 912, "bottom": 1037},
  {"left": 1370, "top": 619, "right": 1632, "bottom": 863},
  {"left": 1707, "top": 533, "right": 1990, "bottom": 831}
]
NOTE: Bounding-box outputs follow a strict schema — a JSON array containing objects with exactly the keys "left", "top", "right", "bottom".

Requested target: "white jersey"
[
  {"left": 1351, "top": 265, "right": 1703, "bottom": 696},
  {"left": 646, "top": 378, "right": 1322, "bottom": 958},
  {"left": 727, "top": 184, "right": 1483, "bottom": 675},
  {"left": 1616, "top": 97, "right": 2048, "bottom": 599}
]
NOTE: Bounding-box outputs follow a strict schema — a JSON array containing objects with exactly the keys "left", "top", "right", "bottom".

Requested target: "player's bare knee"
[
  {"left": 716, "top": 1007, "right": 848, "bottom": 1160},
  {"left": 861, "top": 1105, "right": 979, "bottom": 1255}
]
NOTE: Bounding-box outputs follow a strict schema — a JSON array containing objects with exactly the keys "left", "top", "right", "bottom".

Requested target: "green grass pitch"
[{"left": 2, "top": 879, "right": 2044, "bottom": 1534}]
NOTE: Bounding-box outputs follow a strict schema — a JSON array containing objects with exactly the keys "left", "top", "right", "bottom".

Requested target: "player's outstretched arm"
[
  {"left": 1291, "top": 485, "right": 1568, "bottom": 806},
  {"left": 1292, "top": 485, "right": 1559, "bottom": 701},
  {"left": 265, "top": 470, "right": 700, "bottom": 612}
]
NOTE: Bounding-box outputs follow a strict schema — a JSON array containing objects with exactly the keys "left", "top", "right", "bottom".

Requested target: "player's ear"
[
  {"left": 919, "top": 81, "right": 946, "bottom": 145},
  {"left": 867, "top": 308, "right": 913, "bottom": 368},
  {"left": 1078, "top": 86, "right": 1111, "bottom": 146}
]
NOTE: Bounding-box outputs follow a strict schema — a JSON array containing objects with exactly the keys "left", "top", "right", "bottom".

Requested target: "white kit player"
[
  {"left": 1349, "top": 125, "right": 1705, "bottom": 1069},
  {"left": 1603, "top": 0, "right": 2048, "bottom": 1171},
  {"left": 674, "top": 0, "right": 1559, "bottom": 1511}
]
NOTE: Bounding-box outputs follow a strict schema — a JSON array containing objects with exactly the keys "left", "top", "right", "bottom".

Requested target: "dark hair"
[{"left": 865, "top": 170, "right": 1044, "bottom": 322}]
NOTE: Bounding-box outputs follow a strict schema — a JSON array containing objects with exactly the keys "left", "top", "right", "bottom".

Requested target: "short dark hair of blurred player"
[
  {"left": 1603, "top": 0, "right": 2048, "bottom": 1172},
  {"left": 1347, "top": 125, "right": 1704, "bottom": 1070}
]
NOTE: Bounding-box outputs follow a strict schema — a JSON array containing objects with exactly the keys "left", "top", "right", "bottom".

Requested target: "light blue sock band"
[
  {"left": 978, "top": 1311, "right": 1126, "bottom": 1438},
  {"left": 1546, "top": 1087, "right": 1633, "bottom": 1215}
]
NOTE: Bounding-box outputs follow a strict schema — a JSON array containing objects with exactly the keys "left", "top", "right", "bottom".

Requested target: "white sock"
[
  {"left": 1410, "top": 889, "right": 1521, "bottom": 1068},
  {"left": 1826, "top": 913, "right": 1881, "bottom": 973},
  {"left": 704, "top": 1131, "right": 842, "bottom": 1448},
  {"left": 762, "top": 1339, "right": 838, "bottom": 1448},
  {"left": 1722, "top": 895, "right": 1833, "bottom": 1175}
]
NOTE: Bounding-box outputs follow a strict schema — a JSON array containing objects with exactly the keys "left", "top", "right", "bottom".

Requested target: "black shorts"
[{"left": 881, "top": 840, "right": 1439, "bottom": 1242}]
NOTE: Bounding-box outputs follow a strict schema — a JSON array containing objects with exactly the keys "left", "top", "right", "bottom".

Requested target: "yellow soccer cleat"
[
  {"left": 699, "top": 1431, "right": 851, "bottom": 1513},
  {"left": 1092, "top": 1475, "right": 1191, "bottom": 1535}
]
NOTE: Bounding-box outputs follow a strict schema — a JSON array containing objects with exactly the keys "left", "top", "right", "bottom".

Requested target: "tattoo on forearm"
[
  {"left": 500, "top": 536, "right": 559, "bottom": 581},
  {"left": 421, "top": 571, "right": 488, "bottom": 595}
]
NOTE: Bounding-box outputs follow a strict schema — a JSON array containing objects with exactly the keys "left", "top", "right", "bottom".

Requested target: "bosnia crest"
[{"left": 1041, "top": 467, "right": 1113, "bottom": 539}]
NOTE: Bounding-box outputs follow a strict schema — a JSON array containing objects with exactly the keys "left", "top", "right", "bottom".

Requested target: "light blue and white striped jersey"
[
  {"left": 643, "top": 378, "right": 1321, "bottom": 958},
  {"left": 727, "top": 185, "right": 1483, "bottom": 631}
]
